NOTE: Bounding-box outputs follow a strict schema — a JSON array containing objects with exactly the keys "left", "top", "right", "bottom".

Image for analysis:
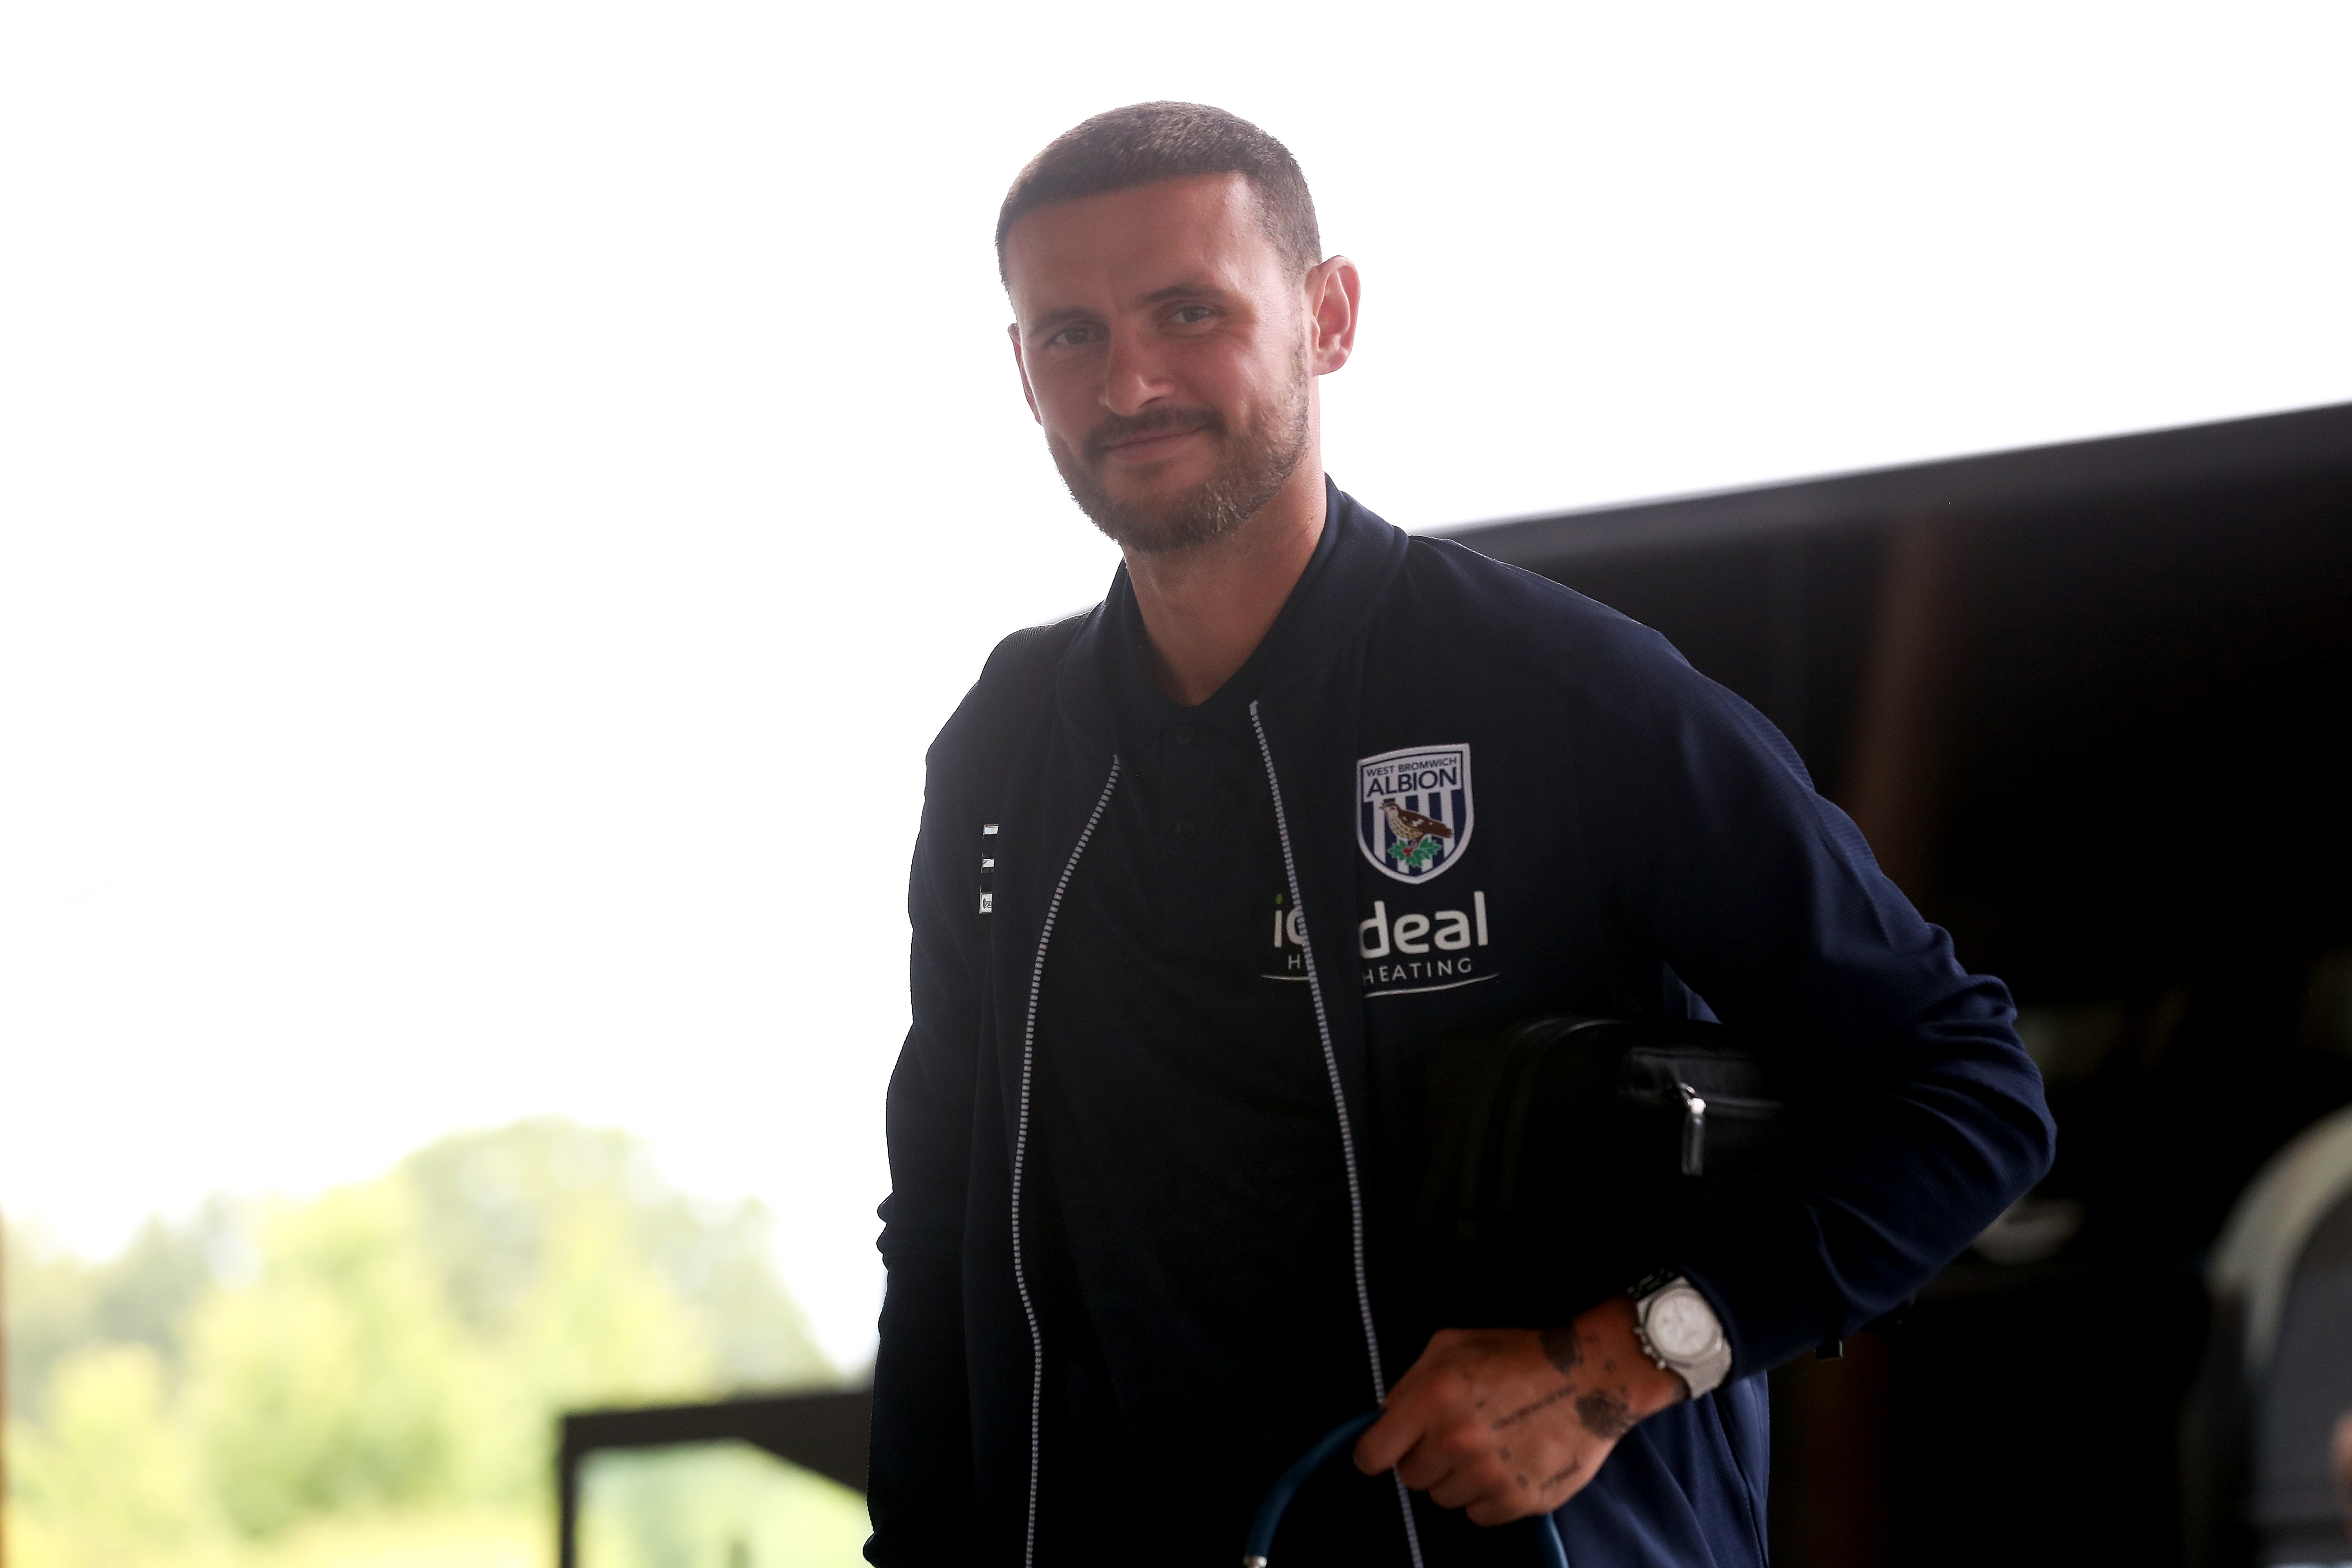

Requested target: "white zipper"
[
  {"left": 1009, "top": 756, "right": 1120, "bottom": 1568},
  {"left": 1248, "top": 701, "right": 1427, "bottom": 1568}
]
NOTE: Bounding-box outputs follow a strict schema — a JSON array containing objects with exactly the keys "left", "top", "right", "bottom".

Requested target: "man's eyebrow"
[
  {"left": 1023, "top": 279, "right": 1235, "bottom": 336},
  {"left": 1136, "top": 278, "right": 1230, "bottom": 306},
  {"left": 1024, "top": 304, "right": 1098, "bottom": 336}
]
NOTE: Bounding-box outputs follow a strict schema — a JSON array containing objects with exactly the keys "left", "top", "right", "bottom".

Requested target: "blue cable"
[
  {"left": 1241, "top": 1412, "right": 1377, "bottom": 1564},
  {"left": 1243, "top": 1413, "right": 1572, "bottom": 1568}
]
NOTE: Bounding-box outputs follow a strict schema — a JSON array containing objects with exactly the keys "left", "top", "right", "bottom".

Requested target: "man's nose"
[{"left": 1100, "top": 327, "right": 1170, "bottom": 417}]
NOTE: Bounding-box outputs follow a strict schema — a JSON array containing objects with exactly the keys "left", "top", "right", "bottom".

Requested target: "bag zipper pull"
[{"left": 1678, "top": 1081, "right": 1706, "bottom": 1177}]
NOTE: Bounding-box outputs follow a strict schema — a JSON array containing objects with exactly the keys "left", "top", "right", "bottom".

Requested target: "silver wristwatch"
[{"left": 1631, "top": 1273, "right": 1732, "bottom": 1398}]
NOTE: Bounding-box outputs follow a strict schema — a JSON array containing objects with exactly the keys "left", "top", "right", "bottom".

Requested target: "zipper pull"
[
  {"left": 978, "top": 824, "right": 998, "bottom": 914},
  {"left": 1678, "top": 1082, "right": 1706, "bottom": 1177}
]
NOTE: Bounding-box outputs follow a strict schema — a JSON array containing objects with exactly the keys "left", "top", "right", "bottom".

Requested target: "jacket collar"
[{"left": 1054, "top": 477, "right": 1412, "bottom": 748}]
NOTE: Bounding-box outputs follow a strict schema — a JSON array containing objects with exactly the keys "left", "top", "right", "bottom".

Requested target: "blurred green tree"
[
  {"left": 11, "top": 1343, "right": 218, "bottom": 1548},
  {"left": 2, "top": 1118, "right": 844, "bottom": 1565},
  {"left": 4, "top": 1203, "right": 240, "bottom": 1430},
  {"left": 182, "top": 1180, "right": 491, "bottom": 1533}
]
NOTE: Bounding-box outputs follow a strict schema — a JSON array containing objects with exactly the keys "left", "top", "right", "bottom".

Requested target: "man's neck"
[{"left": 1124, "top": 471, "right": 1327, "bottom": 708}]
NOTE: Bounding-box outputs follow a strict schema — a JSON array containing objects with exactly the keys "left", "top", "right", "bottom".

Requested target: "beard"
[{"left": 1046, "top": 358, "right": 1311, "bottom": 557}]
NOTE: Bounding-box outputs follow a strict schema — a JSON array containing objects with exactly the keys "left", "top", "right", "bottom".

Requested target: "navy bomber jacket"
[{"left": 870, "top": 483, "right": 2055, "bottom": 1566}]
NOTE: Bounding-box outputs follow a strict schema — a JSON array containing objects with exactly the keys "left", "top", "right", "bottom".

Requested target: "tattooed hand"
[{"left": 1352, "top": 1295, "right": 1686, "bottom": 1525}]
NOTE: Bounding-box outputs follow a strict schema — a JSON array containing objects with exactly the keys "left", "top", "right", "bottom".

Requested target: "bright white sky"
[{"left": 3, "top": 3, "right": 2348, "bottom": 1370}]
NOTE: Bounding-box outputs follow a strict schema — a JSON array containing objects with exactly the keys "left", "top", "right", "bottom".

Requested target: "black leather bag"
[{"left": 1411, "top": 1016, "right": 1794, "bottom": 1328}]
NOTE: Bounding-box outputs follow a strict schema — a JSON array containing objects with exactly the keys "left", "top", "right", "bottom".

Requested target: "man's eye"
[
  {"left": 1049, "top": 325, "right": 1097, "bottom": 347},
  {"left": 1173, "top": 306, "right": 1213, "bottom": 325}
]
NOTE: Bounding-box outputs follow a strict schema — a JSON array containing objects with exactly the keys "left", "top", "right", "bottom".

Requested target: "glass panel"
[{"left": 579, "top": 1440, "right": 869, "bottom": 1568}]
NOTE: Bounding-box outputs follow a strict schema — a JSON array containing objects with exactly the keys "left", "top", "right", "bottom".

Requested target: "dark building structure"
[{"left": 1435, "top": 401, "right": 2352, "bottom": 1568}]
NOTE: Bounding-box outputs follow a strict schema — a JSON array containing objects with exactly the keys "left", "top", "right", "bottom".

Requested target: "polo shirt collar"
[{"left": 1056, "top": 476, "right": 1410, "bottom": 750}]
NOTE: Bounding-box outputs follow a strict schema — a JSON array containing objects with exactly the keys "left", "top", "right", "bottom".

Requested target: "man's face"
[{"left": 1002, "top": 173, "right": 1323, "bottom": 555}]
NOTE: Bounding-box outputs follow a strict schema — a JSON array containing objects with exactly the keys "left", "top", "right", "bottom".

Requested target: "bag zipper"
[{"left": 1678, "top": 1082, "right": 1707, "bottom": 1177}]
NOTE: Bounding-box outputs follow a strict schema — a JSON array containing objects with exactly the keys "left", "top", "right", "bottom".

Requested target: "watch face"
[{"left": 1649, "top": 1289, "right": 1723, "bottom": 1360}]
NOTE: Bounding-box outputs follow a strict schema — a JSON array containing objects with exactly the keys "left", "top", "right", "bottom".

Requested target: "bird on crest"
[{"left": 1381, "top": 798, "right": 1455, "bottom": 850}]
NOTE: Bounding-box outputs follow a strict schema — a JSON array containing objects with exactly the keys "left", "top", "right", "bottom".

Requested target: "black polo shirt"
[{"left": 1025, "top": 519, "right": 1403, "bottom": 1562}]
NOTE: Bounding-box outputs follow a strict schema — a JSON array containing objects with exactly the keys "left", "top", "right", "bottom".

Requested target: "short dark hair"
[{"left": 995, "top": 102, "right": 1321, "bottom": 282}]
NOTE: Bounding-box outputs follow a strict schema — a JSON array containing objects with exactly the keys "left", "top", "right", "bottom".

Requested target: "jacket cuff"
[{"left": 1675, "top": 1211, "right": 1845, "bottom": 1382}]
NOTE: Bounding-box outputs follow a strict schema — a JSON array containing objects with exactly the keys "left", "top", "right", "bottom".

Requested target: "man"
[{"left": 870, "top": 102, "right": 2054, "bottom": 1566}]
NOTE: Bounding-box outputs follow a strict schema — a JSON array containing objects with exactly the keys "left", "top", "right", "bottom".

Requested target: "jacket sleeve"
[
  {"left": 1592, "top": 633, "right": 2056, "bottom": 1379},
  {"left": 866, "top": 733, "right": 984, "bottom": 1560}
]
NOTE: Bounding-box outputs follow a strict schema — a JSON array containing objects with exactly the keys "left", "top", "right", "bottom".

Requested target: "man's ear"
[
  {"left": 1008, "top": 322, "right": 1042, "bottom": 425},
  {"left": 1305, "top": 256, "right": 1361, "bottom": 377}
]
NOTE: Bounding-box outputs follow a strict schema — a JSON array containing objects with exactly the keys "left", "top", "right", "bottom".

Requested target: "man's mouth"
[
  {"left": 1086, "top": 412, "right": 1220, "bottom": 465},
  {"left": 1101, "top": 426, "right": 1204, "bottom": 462}
]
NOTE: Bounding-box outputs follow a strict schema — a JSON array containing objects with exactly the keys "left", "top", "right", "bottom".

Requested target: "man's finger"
[
  {"left": 1426, "top": 1454, "right": 1507, "bottom": 1512},
  {"left": 1353, "top": 1404, "right": 1425, "bottom": 1473},
  {"left": 1391, "top": 1435, "right": 1463, "bottom": 1494}
]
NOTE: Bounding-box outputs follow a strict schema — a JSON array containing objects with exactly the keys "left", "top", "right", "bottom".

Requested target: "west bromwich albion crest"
[{"left": 1358, "top": 743, "right": 1474, "bottom": 883}]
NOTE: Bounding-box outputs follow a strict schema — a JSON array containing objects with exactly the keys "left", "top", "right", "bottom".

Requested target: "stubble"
[{"left": 1047, "top": 348, "right": 1310, "bottom": 556}]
